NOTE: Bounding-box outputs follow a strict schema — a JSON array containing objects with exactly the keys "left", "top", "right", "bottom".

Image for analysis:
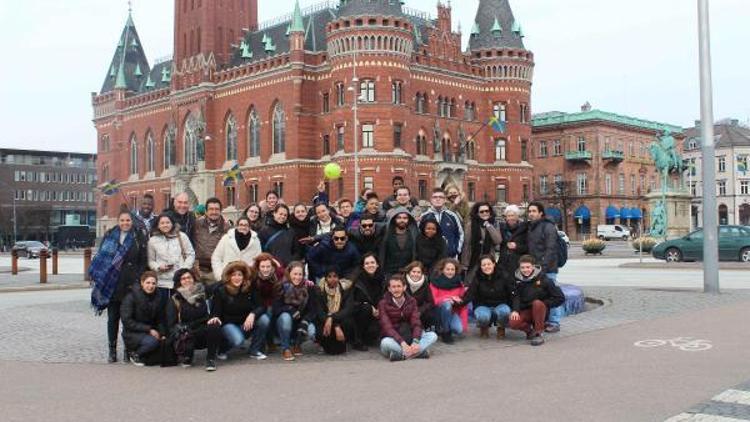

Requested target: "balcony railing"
[
  {"left": 602, "top": 149, "right": 624, "bottom": 162},
  {"left": 565, "top": 150, "right": 593, "bottom": 161}
]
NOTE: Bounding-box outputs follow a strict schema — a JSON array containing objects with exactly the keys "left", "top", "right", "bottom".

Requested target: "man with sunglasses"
[
  {"left": 348, "top": 216, "right": 385, "bottom": 256},
  {"left": 307, "top": 228, "right": 361, "bottom": 282},
  {"left": 421, "top": 187, "right": 464, "bottom": 258}
]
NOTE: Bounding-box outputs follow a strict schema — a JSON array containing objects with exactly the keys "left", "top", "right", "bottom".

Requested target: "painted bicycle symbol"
[{"left": 634, "top": 337, "right": 712, "bottom": 352}]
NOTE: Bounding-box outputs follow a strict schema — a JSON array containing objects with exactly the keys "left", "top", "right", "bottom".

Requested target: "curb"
[{"left": 0, "top": 283, "right": 90, "bottom": 293}]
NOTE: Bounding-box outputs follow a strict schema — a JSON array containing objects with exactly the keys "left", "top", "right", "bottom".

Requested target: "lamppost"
[
  {"left": 347, "top": 49, "right": 361, "bottom": 200},
  {"left": 0, "top": 180, "right": 18, "bottom": 245}
]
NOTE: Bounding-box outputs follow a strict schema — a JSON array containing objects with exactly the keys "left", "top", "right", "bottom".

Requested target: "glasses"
[
  {"left": 479, "top": 209, "right": 491, "bottom": 214},
  {"left": 333, "top": 236, "right": 347, "bottom": 241},
  {"left": 360, "top": 224, "right": 374, "bottom": 228}
]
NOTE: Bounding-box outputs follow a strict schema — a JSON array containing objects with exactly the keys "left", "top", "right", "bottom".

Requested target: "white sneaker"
[
  {"left": 249, "top": 351, "right": 267, "bottom": 360},
  {"left": 216, "top": 352, "right": 228, "bottom": 361}
]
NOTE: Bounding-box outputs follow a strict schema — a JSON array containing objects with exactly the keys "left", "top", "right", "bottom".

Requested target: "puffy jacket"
[
  {"left": 210, "top": 285, "right": 265, "bottom": 326},
  {"left": 461, "top": 270, "right": 513, "bottom": 308},
  {"left": 421, "top": 207, "right": 464, "bottom": 258},
  {"left": 511, "top": 266, "right": 565, "bottom": 312},
  {"left": 120, "top": 284, "right": 166, "bottom": 351},
  {"left": 306, "top": 237, "right": 361, "bottom": 281},
  {"left": 378, "top": 292, "right": 422, "bottom": 344},
  {"left": 526, "top": 218, "right": 559, "bottom": 274},
  {"left": 166, "top": 289, "right": 210, "bottom": 333},
  {"left": 147, "top": 231, "right": 195, "bottom": 289},
  {"left": 258, "top": 222, "right": 296, "bottom": 266},
  {"left": 211, "top": 229, "right": 262, "bottom": 281}
]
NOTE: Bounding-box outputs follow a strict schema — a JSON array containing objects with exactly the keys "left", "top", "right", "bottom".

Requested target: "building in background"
[
  {"left": 0, "top": 149, "right": 97, "bottom": 249},
  {"left": 92, "top": 0, "right": 536, "bottom": 234},
  {"left": 530, "top": 103, "right": 683, "bottom": 240},
  {"left": 683, "top": 118, "right": 750, "bottom": 228}
]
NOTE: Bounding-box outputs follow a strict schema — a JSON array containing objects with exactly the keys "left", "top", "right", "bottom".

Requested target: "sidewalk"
[
  {"left": 620, "top": 261, "right": 750, "bottom": 270},
  {"left": 0, "top": 272, "right": 89, "bottom": 293}
]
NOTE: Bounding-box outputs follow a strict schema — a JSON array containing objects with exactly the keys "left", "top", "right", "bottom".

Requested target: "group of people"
[{"left": 89, "top": 176, "right": 566, "bottom": 371}]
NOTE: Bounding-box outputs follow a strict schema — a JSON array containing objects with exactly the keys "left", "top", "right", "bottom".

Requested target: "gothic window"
[
  {"left": 146, "top": 132, "right": 155, "bottom": 173},
  {"left": 495, "top": 139, "right": 506, "bottom": 161},
  {"left": 416, "top": 133, "right": 428, "bottom": 155},
  {"left": 393, "top": 123, "right": 402, "bottom": 149},
  {"left": 225, "top": 113, "right": 238, "bottom": 161},
  {"left": 493, "top": 103, "right": 507, "bottom": 122},
  {"left": 129, "top": 134, "right": 138, "bottom": 175},
  {"left": 466, "top": 141, "right": 476, "bottom": 160},
  {"left": 184, "top": 113, "right": 201, "bottom": 166},
  {"left": 164, "top": 126, "right": 176, "bottom": 169},
  {"left": 360, "top": 79, "right": 375, "bottom": 103},
  {"left": 521, "top": 139, "right": 528, "bottom": 161},
  {"left": 247, "top": 107, "right": 260, "bottom": 158},
  {"left": 272, "top": 103, "right": 285, "bottom": 154},
  {"left": 323, "top": 134, "right": 330, "bottom": 156},
  {"left": 337, "top": 125, "right": 345, "bottom": 151},
  {"left": 336, "top": 82, "right": 345, "bottom": 107},
  {"left": 391, "top": 81, "right": 402, "bottom": 104}
]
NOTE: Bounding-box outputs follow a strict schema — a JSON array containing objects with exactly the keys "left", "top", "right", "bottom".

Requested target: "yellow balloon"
[{"left": 324, "top": 163, "right": 342, "bottom": 180}]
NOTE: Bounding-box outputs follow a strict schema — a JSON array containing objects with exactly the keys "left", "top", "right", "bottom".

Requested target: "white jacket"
[
  {"left": 147, "top": 232, "right": 196, "bottom": 289},
  {"left": 211, "top": 228, "right": 262, "bottom": 281}
]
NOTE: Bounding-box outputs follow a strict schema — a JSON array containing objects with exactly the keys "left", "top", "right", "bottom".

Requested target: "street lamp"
[
  {"left": 0, "top": 180, "right": 18, "bottom": 245},
  {"left": 347, "top": 49, "right": 361, "bottom": 200}
]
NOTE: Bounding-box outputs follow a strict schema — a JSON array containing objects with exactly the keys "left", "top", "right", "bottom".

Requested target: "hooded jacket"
[
  {"left": 526, "top": 218, "right": 560, "bottom": 274},
  {"left": 379, "top": 207, "right": 419, "bottom": 275},
  {"left": 210, "top": 228, "right": 262, "bottom": 281},
  {"left": 512, "top": 266, "right": 565, "bottom": 312}
]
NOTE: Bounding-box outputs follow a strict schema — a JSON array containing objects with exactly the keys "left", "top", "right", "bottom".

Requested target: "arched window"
[
  {"left": 225, "top": 113, "right": 238, "bottom": 161},
  {"left": 101, "top": 135, "right": 110, "bottom": 153},
  {"left": 272, "top": 103, "right": 285, "bottom": 154},
  {"left": 247, "top": 107, "right": 260, "bottom": 157},
  {"left": 184, "top": 113, "right": 202, "bottom": 165},
  {"left": 129, "top": 134, "right": 138, "bottom": 175},
  {"left": 416, "top": 130, "right": 428, "bottom": 156},
  {"left": 466, "top": 141, "right": 476, "bottom": 160},
  {"left": 145, "top": 132, "right": 155, "bottom": 173},
  {"left": 163, "top": 125, "right": 176, "bottom": 169}
]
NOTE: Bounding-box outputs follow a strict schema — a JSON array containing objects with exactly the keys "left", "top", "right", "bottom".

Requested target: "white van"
[{"left": 597, "top": 224, "right": 631, "bottom": 240}]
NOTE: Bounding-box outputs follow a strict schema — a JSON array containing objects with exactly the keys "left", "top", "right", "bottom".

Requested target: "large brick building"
[
  {"left": 92, "top": 0, "right": 535, "bottom": 234},
  {"left": 530, "top": 104, "right": 683, "bottom": 240}
]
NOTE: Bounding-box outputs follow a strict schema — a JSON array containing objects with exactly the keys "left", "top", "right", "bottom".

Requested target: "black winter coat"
[
  {"left": 166, "top": 292, "right": 210, "bottom": 334},
  {"left": 312, "top": 283, "right": 355, "bottom": 325},
  {"left": 210, "top": 285, "right": 265, "bottom": 326},
  {"left": 461, "top": 271, "right": 513, "bottom": 308},
  {"left": 258, "top": 222, "right": 296, "bottom": 266},
  {"left": 112, "top": 230, "right": 148, "bottom": 303},
  {"left": 406, "top": 281, "right": 435, "bottom": 321},
  {"left": 526, "top": 219, "right": 559, "bottom": 274},
  {"left": 498, "top": 221, "right": 528, "bottom": 275},
  {"left": 120, "top": 285, "right": 166, "bottom": 351},
  {"left": 348, "top": 224, "right": 386, "bottom": 256},
  {"left": 415, "top": 234, "right": 447, "bottom": 273},
  {"left": 511, "top": 268, "right": 565, "bottom": 312},
  {"left": 352, "top": 270, "right": 386, "bottom": 308}
]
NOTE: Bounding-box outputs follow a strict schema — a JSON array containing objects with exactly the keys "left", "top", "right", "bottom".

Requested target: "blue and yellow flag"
[
  {"left": 738, "top": 156, "right": 748, "bottom": 175},
  {"left": 223, "top": 164, "right": 243, "bottom": 186},
  {"left": 488, "top": 116, "right": 506, "bottom": 134},
  {"left": 100, "top": 180, "right": 120, "bottom": 196}
]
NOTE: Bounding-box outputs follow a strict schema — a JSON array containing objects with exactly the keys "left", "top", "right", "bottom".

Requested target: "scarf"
[
  {"left": 431, "top": 273, "right": 462, "bottom": 290},
  {"left": 283, "top": 282, "right": 309, "bottom": 309},
  {"left": 235, "top": 229, "right": 252, "bottom": 251},
  {"left": 320, "top": 281, "right": 342, "bottom": 314},
  {"left": 177, "top": 283, "right": 206, "bottom": 306},
  {"left": 89, "top": 228, "right": 134, "bottom": 314},
  {"left": 406, "top": 274, "right": 425, "bottom": 294}
]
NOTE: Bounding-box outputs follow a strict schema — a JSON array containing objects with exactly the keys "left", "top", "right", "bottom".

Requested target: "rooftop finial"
[{"left": 128, "top": 0, "right": 132, "bottom": 14}]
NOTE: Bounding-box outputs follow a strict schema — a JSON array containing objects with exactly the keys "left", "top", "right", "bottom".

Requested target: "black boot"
[
  {"left": 122, "top": 348, "right": 130, "bottom": 363},
  {"left": 108, "top": 344, "right": 117, "bottom": 363}
]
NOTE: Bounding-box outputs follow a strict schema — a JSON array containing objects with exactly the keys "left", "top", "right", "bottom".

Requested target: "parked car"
[
  {"left": 558, "top": 231, "right": 571, "bottom": 248},
  {"left": 652, "top": 225, "right": 750, "bottom": 262},
  {"left": 597, "top": 224, "right": 631, "bottom": 241},
  {"left": 12, "top": 241, "right": 48, "bottom": 259}
]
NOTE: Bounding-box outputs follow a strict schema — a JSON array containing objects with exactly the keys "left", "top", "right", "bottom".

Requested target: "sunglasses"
[
  {"left": 479, "top": 209, "right": 491, "bottom": 214},
  {"left": 360, "top": 224, "right": 374, "bottom": 228},
  {"left": 333, "top": 236, "right": 347, "bottom": 241}
]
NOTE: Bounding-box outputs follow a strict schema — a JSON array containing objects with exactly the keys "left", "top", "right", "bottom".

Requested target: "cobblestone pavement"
[
  {"left": 1, "top": 286, "right": 748, "bottom": 365},
  {"left": 666, "top": 380, "right": 750, "bottom": 421}
]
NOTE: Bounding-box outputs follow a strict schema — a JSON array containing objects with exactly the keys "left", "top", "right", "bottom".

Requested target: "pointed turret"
[
  {"left": 469, "top": 0, "right": 525, "bottom": 51},
  {"left": 100, "top": 10, "right": 150, "bottom": 94},
  {"left": 290, "top": 0, "right": 305, "bottom": 33}
]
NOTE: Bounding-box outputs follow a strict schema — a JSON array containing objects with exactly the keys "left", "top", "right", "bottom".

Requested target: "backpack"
[{"left": 547, "top": 221, "right": 568, "bottom": 268}]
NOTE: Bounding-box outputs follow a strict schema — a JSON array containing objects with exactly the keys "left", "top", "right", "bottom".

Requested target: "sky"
[{"left": 0, "top": 0, "right": 748, "bottom": 154}]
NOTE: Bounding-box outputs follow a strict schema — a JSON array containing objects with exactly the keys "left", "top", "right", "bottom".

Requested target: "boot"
[
  {"left": 108, "top": 344, "right": 117, "bottom": 363},
  {"left": 122, "top": 348, "right": 130, "bottom": 363},
  {"left": 496, "top": 326, "right": 506, "bottom": 340},
  {"left": 479, "top": 327, "right": 490, "bottom": 339}
]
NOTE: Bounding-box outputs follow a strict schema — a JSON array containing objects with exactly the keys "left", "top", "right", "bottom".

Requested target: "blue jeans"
[
  {"left": 546, "top": 272, "right": 563, "bottom": 326},
  {"left": 221, "top": 314, "right": 270, "bottom": 354},
  {"left": 473, "top": 304, "right": 512, "bottom": 328},
  {"left": 276, "top": 312, "right": 316, "bottom": 350},
  {"left": 438, "top": 301, "right": 463, "bottom": 335},
  {"left": 136, "top": 334, "right": 160, "bottom": 356},
  {"left": 379, "top": 332, "right": 438, "bottom": 359}
]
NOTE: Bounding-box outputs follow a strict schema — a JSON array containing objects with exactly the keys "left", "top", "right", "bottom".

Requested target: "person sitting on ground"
[
  {"left": 251, "top": 253, "right": 283, "bottom": 319},
  {"left": 314, "top": 268, "right": 354, "bottom": 355},
  {"left": 192, "top": 197, "right": 230, "bottom": 286},
  {"left": 208, "top": 261, "right": 271, "bottom": 360},
  {"left": 404, "top": 261, "right": 436, "bottom": 332},
  {"left": 415, "top": 218, "right": 447, "bottom": 275},
  {"left": 243, "top": 204, "right": 264, "bottom": 233},
  {"left": 273, "top": 261, "right": 317, "bottom": 361},
  {"left": 306, "top": 228, "right": 361, "bottom": 281},
  {"left": 378, "top": 274, "right": 438, "bottom": 361},
  {"left": 350, "top": 253, "right": 386, "bottom": 351},
  {"left": 460, "top": 202, "right": 502, "bottom": 285},
  {"left": 508, "top": 255, "right": 565, "bottom": 346},
  {"left": 360, "top": 192, "right": 386, "bottom": 223},
  {"left": 211, "top": 216, "right": 262, "bottom": 281},
  {"left": 258, "top": 204, "right": 296, "bottom": 267},
  {"left": 166, "top": 269, "right": 222, "bottom": 371},
  {"left": 120, "top": 271, "right": 167, "bottom": 366},
  {"left": 458, "top": 255, "right": 513, "bottom": 340},
  {"left": 348, "top": 216, "right": 385, "bottom": 256},
  {"left": 430, "top": 258, "right": 468, "bottom": 344},
  {"left": 379, "top": 208, "right": 419, "bottom": 277}
]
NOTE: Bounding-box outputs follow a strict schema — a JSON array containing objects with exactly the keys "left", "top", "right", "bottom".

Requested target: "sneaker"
[
  {"left": 442, "top": 332, "right": 454, "bottom": 345},
  {"left": 496, "top": 326, "right": 506, "bottom": 340},
  {"left": 416, "top": 350, "right": 430, "bottom": 359},
  {"left": 530, "top": 334, "right": 545, "bottom": 346},
  {"left": 525, "top": 330, "right": 534, "bottom": 340},
  {"left": 205, "top": 359, "right": 217, "bottom": 372},
  {"left": 129, "top": 354, "right": 145, "bottom": 367},
  {"left": 389, "top": 352, "right": 404, "bottom": 362},
  {"left": 180, "top": 357, "right": 193, "bottom": 368},
  {"left": 282, "top": 349, "right": 295, "bottom": 361},
  {"left": 291, "top": 345, "right": 304, "bottom": 356},
  {"left": 249, "top": 351, "right": 268, "bottom": 360},
  {"left": 545, "top": 324, "right": 560, "bottom": 333},
  {"left": 216, "top": 352, "right": 228, "bottom": 361}
]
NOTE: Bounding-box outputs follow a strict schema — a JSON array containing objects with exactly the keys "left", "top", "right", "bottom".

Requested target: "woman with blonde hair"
[{"left": 208, "top": 261, "right": 270, "bottom": 362}]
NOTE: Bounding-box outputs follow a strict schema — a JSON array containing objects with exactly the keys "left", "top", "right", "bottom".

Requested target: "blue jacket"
[
  {"left": 421, "top": 207, "right": 464, "bottom": 258},
  {"left": 306, "top": 236, "right": 361, "bottom": 281}
]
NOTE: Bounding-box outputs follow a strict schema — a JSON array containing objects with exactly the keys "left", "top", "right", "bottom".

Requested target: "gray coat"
[{"left": 526, "top": 218, "right": 559, "bottom": 274}]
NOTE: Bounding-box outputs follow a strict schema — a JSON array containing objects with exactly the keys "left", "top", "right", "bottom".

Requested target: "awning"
[
  {"left": 630, "top": 208, "right": 643, "bottom": 220},
  {"left": 546, "top": 207, "right": 562, "bottom": 222},
  {"left": 620, "top": 207, "right": 632, "bottom": 220},
  {"left": 605, "top": 205, "right": 620, "bottom": 219},
  {"left": 574, "top": 205, "right": 591, "bottom": 220}
]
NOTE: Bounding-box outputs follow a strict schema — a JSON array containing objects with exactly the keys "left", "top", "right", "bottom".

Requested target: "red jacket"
[{"left": 378, "top": 292, "right": 422, "bottom": 344}]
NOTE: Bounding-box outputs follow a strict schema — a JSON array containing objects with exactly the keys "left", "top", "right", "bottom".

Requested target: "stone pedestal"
[{"left": 646, "top": 190, "right": 692, "bottom": 239}]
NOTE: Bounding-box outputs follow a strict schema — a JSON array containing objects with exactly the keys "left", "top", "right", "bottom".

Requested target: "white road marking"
[
  {"left": 712, "top": 389, "right": 750, "bottom": 406},
  {"left": 665, "top": 413, "right": 748, "bottom": 421}
]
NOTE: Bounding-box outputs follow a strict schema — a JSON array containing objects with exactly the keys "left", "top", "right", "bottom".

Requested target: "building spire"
[
  {"left": 290, "top": 0, "right": 305, "bottom": 33},
  {"left": 469, "top": 0, "right": 525, "bottom": 51}
]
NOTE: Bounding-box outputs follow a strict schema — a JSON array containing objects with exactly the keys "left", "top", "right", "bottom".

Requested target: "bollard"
[
  {"left": 83, "top": 248, "right": 92, "bottom": 281},
  {"left": 11, "top": 249, "right": 18, "bottom": 275},
  {"left": 52, "top": 248, "right": 58, "bottom": 275},
  {"left": 39, "top": 249, "right": 48, "bottom": 284}
]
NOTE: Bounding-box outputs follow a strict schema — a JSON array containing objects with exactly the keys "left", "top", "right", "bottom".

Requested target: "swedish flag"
[
  {"left": 100, "top": 180, "right": 120, "bottom": 196},
  {"left": 489, "top": 116, "right": 506, "bottom": 134},
  {"left": 738, "top": 156, "right": 748, "bottom": 175},
  {"left": 223, "top": 164, "right": 243, "bottom": 186}
]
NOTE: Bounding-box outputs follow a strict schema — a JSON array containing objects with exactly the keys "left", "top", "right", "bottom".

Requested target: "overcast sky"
[{"left": 0, "top": 0, "right": 747, "bottom": 154}]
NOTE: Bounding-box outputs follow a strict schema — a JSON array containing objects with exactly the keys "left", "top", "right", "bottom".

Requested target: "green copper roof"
[
  {"left": 532, "top": 109, "right": 683, "bottom": 134},
  {"left": 100, "top": 11, "right": 150, "bottom": 94},
  {"left": 290, "top": 0, "right": 305, "bottom": 33},
  {"left": 161, "top": 66, "right": 171, "bottom": 83},
  {"left": 491, "top": 17, "right": 502, "bottom": 34},
  {"left": 114, "top": 59, "right": 128, "bottom": 89},
  {"left": 471, "top": 22, "right": 480, "bottom": 36},
  {"left": 134, "top": 63, "right": 143, "bottom": 77},
  {"left": 145, "top": 74, "right": 155, "bottom": 88},
  {"left": 240, "top": 40, "right": 253, "bottom": 58}
]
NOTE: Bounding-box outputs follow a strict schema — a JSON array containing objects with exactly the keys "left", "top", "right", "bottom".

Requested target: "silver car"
[{"left": 12, "top": 241, "right": 48, "bottom": 259}]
